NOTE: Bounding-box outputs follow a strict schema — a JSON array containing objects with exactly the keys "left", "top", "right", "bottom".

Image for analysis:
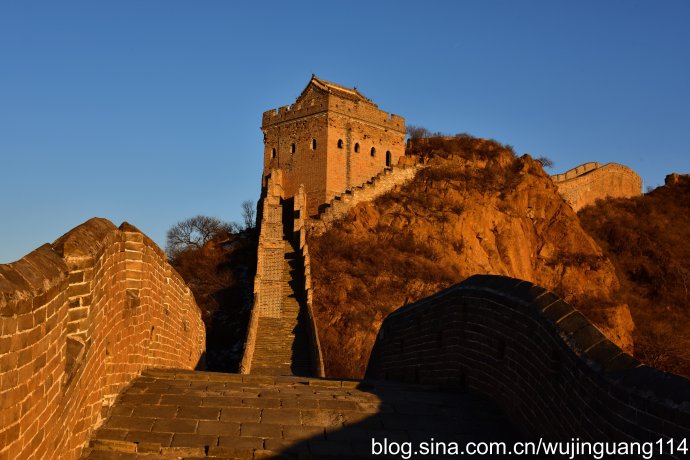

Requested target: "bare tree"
[
  {"left": 406, "top": 125, "right": 431, "bottom": 140},
  {"left": 535, "top": 156, "right": 554, "bottom": 169},
  {"left": 166, "top": 215, "right": 234, "bottom": 259},
  {"left": 241, "top": 200, "right": 256, "bottom": 230}
]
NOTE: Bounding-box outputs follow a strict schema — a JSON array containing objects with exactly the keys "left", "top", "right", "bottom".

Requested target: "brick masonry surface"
[
  {"left": 261, "top": 76, "right": 406, "bottom": 216},
  {"left": 366, "top": 275, "right": 690, "bottom": 457},
  {"left": 551, "top": 162, "right": 642, "bottom": 210},
  {"left": 0, "top": 218, "right": 205, "bottom": 460},
  {"left": 307, "top": 163, "right": 421, "bottom": 236},
  {"left": 83, "top": 368, "right": 518, "bottom": 459}
]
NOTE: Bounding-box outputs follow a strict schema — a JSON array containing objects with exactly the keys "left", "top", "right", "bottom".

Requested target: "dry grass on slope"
[
  {"left": 579, "top": 174, "right": 690, "bottom": 377},
  {"left": 310, "top": 135, "right": 622, "bottom": 379}
]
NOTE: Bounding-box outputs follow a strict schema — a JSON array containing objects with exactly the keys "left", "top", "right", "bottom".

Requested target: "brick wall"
[
  {"left": 551, "top": 162, "right": 642, "bottom": 211},
  {"left": 262, "top": 79, "right": 405, "bottom": 216},
  {"left": 0, "top": 218, "right": 205, "bottom": 460},
  {"left": 307, "top": 164, "right": 421, "bottom": 235},
  {"left": 292, "top": 186, "right": 325, "bottom": 377},
  {"left": 367, "top": 275, "right": 690, "bottom": 451}
]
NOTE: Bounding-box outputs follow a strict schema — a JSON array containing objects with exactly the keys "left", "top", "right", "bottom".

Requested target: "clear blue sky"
[{"left": 1, "top": 1, "right": 689, "bottom": 263}]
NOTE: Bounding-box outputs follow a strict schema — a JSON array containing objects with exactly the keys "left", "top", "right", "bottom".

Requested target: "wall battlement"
[
  {"left": 307, "top": 163, "right": 422, "bottom": 235},
  {"left": 367, "top": 275, "right": 690, "bottom": 447},
  {"left": 551, "top": 162, "right": 642, "bottom": 211},
  {"left": 551, "top": 161, "right": 602, "bottom": 182},
  {"left": 262, "top": 100, "right": 405, "bottom": 133},
  {"left": 261, "top": 76, "right": 406, "bottom": 215},
  {"left": 0, "top": 218, "right": 205, "bottom": 460}
]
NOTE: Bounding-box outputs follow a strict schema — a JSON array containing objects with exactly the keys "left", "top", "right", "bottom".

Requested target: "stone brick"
[
  {"left": 282, "top": 425, "right": 324, "bottom": 441},
  {"left": 219, "top": 407, "right": 261, "bottom": 423},
  {"left": 169, "top": 433, "right": 218, "bottom": 448},
  {"left": 217, "top": 436, "right": 264, "bottom": 449},
  {"left": 132, "top": 405, "right": 177, "bottom": 419},
  {"left": 176, "top": 405, "right": 220, "bottom": 420},
  {"left": 106, "top": 416, "right": 155, "bottom": 432},
  {"left": 197, "top": 421, "right": 240, "bottom": 436},
  {"left": 89, "top": 439, "right": 137, "bottom": 453},
  {"left": 259, "top": 408, "right": 301, "bottom": 425},
  {"left": 124, "top": 431, "right": 173, "bottom": 446},
  {"left": 152, "top": 418, "right": 198, "bottom": 434},
  {"left": 240, "top": 422, "right": 282, "bottom": 438}
]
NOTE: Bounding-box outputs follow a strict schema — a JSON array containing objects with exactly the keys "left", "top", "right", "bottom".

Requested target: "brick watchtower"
[{"left": 261, "top": 75, "right": 406, "bottom": 216}]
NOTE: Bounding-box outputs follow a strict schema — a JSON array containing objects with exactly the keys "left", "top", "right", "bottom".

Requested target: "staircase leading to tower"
[{"left": 245, "top": 197, "right": 313, "bottom": 376}]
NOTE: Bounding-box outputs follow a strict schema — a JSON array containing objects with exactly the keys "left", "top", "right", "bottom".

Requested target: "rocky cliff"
[{"left": 309, "top": 136, "right": 633, "bottom": 378}]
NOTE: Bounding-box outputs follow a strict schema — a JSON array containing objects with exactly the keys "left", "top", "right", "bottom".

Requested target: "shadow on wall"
[
  {"left": 365, "top": 275, "right": 690, "bottom": 445},
  {"left": 269, "top": 276, "right": 690, "bottom": 458},
  {"left": 269, "top": 379, "right": 523, "bottom": 459}
]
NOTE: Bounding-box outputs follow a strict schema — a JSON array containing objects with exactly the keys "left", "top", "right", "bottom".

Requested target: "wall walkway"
[
  {"left": 84, "top": 368, "right": 516, "bottom": 458},
  {"left": 241, "top": 172, "right": 321, "bottom": 376}
]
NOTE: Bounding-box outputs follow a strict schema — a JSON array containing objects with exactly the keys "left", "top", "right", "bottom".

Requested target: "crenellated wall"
[
  {"left": 551, "top": 162, "right": 642, "bottom": 211},
  {"left": 0, "top": 218, "right": 205, "bottom": 460},
  {"left": 366, "top": 275, "right": 690, "bottom": 450},
  {"left": 262, "top": 76, "right": 406, "bottom": 216},
  {"left": 307, "top": 163, "right": 421, "bottom": 236}
]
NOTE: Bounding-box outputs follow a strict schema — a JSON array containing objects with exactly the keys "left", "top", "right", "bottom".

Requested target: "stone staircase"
[
  {"left": 308, "top": 164, "right": 420, "bottom": 235},
  {"left": 83, "top": 368, "right": 518, "bottom": 459},
  {"left": 249, "top": 211, "right": 312, "bottom": 377}
]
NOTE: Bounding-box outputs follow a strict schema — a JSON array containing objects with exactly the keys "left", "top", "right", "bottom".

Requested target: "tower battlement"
[{"left": 261, "top": 76, "right": 406, "bottom": 215}]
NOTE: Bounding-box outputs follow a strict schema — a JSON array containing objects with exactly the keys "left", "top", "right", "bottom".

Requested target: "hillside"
[
  {"left": 579, "top": 174, "right": 690, "bottom": 376},
  {"left": 309, "top": 136, "right": 633, "bottom": 378}
]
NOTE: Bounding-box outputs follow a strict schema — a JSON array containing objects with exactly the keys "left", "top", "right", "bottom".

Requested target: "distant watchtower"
[{"left": 261, "top": 75, "right": 406, "bottom": 216}]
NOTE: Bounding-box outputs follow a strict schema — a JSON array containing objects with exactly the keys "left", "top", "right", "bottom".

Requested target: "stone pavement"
[{"left": 83, "top": 369, "right": 519, "bottom": 459}]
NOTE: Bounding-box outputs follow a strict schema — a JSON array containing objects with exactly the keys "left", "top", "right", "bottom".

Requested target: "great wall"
[
  {"left": 0, "top": 219, "right": 204, "bottom": 460},
  {"left": 2, "top": 77, "right": 686, "bottom": 459},
  {"left": 550, "top": 161, "right": 643, "bottom": 211}
]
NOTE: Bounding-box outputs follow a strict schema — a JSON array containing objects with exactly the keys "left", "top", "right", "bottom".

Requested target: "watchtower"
[{"left": 261, "top": 75, "right": 406, "bottom": 216}]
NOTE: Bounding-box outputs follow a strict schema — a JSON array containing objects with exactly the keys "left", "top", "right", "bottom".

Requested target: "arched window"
[
  {"left": 337, "top": 139, "right": 343, "bottom": 149},
  {"left": 370, "top": 147, "right": 376, "bottom": 157},
  {"left": 271, "top": 148, "right": 276, "bottom": 159},
  {"left": 291, "top": 143, "right": 296, "bottom": 154},
  {"left": 386, "top": 151, "right": 392, "bottom": 167},
  {"left": 312, "top": 139, "right": 317, "bottom": 150},
  {"left": 354, "top": 143, "right": 360, "bottom": 153}
]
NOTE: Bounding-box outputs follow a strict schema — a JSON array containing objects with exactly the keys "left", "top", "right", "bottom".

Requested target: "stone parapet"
[
  {"left": 293, "top": 186, "right": 325, "bottom": 377},
  {"left": 308, "top": 164, "right": 422, "bottom": 235},
  {"left": 551, "top": 162, "right": 642, "bottom": 211},
  {"left": 367, "top": 275, "right": 690, "bottom": 449},
  {"left": 0, "top": 218, "right": 204, "bottom": 460}
]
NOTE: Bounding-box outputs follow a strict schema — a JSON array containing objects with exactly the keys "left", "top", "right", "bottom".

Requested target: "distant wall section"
[
  {"left": 552, "top": 162, "right": 642, "bottom": 211},
  {"left": 0, "top": 218, "right": 205, "bottom": 460}
]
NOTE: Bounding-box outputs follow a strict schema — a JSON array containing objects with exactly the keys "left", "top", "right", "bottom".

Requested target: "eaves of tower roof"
[{"left": 296, "top": 75, "right": 376, "bottom": 105}]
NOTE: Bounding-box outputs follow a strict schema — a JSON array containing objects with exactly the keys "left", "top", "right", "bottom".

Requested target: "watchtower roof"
[{"left": 297, "top": 75, "right": 375, "bottom": 105}]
